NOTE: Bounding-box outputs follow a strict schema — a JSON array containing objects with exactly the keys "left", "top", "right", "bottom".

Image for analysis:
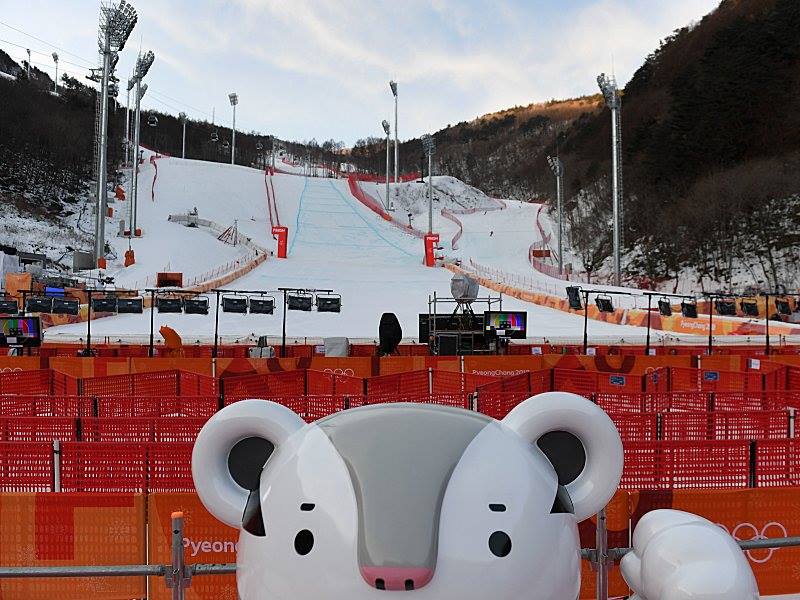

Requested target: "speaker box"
[{"left": 436, "top": 333, "right": 459, "bottom": 356}]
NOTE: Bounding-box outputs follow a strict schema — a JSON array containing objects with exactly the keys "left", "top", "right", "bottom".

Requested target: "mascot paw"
[{"left": 621, "top": 510, "right": 759, "bottom": 600}]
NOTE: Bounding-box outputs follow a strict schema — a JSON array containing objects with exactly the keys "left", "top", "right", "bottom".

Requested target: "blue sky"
[{"left": 1, "top": 0, "right": 720, "bottom": 144}]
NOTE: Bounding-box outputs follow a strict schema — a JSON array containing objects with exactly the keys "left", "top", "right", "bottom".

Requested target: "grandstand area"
[{"left": 1, "top": 346, "right": 799, "bottom": 598}]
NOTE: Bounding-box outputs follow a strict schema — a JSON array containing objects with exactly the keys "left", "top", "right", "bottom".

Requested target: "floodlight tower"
[
  {"left": 124, "top": 76, "right": 135, "bottom": 165},
  {"left": 229, "top": 93, "right": 238, "bottom": 165},
  {"left": 547, "top": 155, "right": 565, "bottom": 274},
  {"left": 597, "top": 73, "right": 623, "bottom": 287},
  {"left": 129, "top": 50, "right": 154, "bottom": 237},
  {"left": 51, "top": 53, "right": 59, "bottom": 93},
  {"left": 179, "top": 112, "right": 187, "bottom": 159},
  {"left": 421, "top": 134, "right": 436, "bottom": 234},
  {"left": 382, "top": 119, "right": 391, "bottom": 210},
  {"left": 93, "top": 0, "right": 137, "bottom": 265},
  {"left": 389, "top": 80, "right": 398, "bottom": 183}
]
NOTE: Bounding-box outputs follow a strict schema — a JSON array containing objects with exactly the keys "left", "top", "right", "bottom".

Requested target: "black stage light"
[
  {"left": 287, "top": 293, "right": 313, "bottom": 311},
  {"left": 595, "top": 296, "right": 615, "bottom": 313},
  {"left": 681, "top": 301, "right": 698, "bottom": 319},
  {"left": 249, "top": 298, "right": 275, "bottom": 315},
  {"left": 25, "top": 297, "right": 53, "bottom": 313},
  {"left": 184, "top": 297, "right": 209, "bottom": 315},
  {"left": 52, "top": 297, "right": 80, "bottom": 316},
  {"left": 156, "top": 297, "right": 183, "bottom": 313},
  {"left": 740, "top": 300, "right": 759, "bottom": 317},
  {"left": 775, "top": 299, "right": 792, "bottom": 316},
  {"left": 658, "top": 298, "right": 673, "bottom": 317},
  {"left": 91, "top": 297, "right": 118, "bottom": 313},
  {"left": 566, "top": 286, "right": 583, "bottom": 310},
  {"left": 0, "top": 300, "right": 19, "bottom": 315},
  {"left": 222, "top": 296, "right": 248, "bottom": 313},
  {"left": 714, "top": 299, "right": 737, "bottom": 316},
  {"left": 315, "top": 295, "right": 341, "bottom": 313},
  {"left": 117, "top": 298, "right": 144, "bottom": 314}
]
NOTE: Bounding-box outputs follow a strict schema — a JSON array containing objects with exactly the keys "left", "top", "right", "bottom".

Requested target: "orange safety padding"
[
  {"left": 307, "top": 357, "right": 373, "bottom": 379},
  {"left": 215, "top": 358, "right": 300, "bottom": 377},
  {"left": 463, "top": 356, "right": 542, "bottom": 377},
  {"left": 49, "top": 357, "right": 132, "bottom": 378},
  {"left": 4, "top": 272, "right": 31, "bottom": 302},
  {"left": 148, "top": 493, "right": 238, "bottom": 599},
  {"left": 129, "top": 358, "right": 213, "bottom": 376},
  {"left": 632, "top": 488, "right": 800, "bottom": 597},
  {"left": 0, "top": 493, "right": 145, "bottom": 599},
  {"left": 378, "top": 357, "right": 462, "bottom": 375},
  {"left": 0, "top": 357, "right": 43, "bottom": 371}
]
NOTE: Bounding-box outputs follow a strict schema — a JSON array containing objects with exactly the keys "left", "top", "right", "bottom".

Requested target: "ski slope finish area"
[{"left": 46, "top": 158, "right": 654, "bottom": 342}]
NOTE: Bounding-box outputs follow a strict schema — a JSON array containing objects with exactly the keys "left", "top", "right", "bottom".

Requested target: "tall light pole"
[
  {"left": 421, "top": 134, "right": 435, "bottom": 234},
  {"left": 229, "top": 93, "right": 238, "bottom": 165},
  {"left": 547, "top": 155, "right": 565, "bottom": 274},
  {"left": 597, "top": 73, "right": 623, "bottom": 287},
  {"left": 382, "top": 119, "right": 391, "bottom": 210},
  {"left": 389, "top": 80, "right": 398, "bottom": 183},
  {"left": 51, "top": 53, "right": 58, "bottom": 93},
  {"left": 92, "top": 0, "right": 137, "bottom": 265},
  {"left": 179, "top": 112, "right": 187, "bottom": 159},
  {"left": 130, "top": 49, "right": 154, "bottom": 238},
  {"left": 124, "top": 76, "right": 134, "bottom": 165}
]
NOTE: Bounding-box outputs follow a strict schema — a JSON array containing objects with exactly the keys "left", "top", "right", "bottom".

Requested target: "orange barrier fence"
[
  {"left": 1, "top": 488, "right": 798, "bottom": 599},
  {"left": 0, "top": 493, "right": 145, "bottom": 599}
]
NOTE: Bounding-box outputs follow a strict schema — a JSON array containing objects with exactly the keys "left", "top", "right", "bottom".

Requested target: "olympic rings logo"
[
  {"left": 323, "top": 368, "right": 355, "bottom": 377},
  {"left": 0, "top": 367, "right": 23, "bottom": 373},
  {"left": 717, "top": 522, "right": 788, "bottom": 563}
]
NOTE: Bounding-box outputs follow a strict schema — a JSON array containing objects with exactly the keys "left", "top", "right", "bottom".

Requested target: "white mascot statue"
[{"left": 192, "top": 392, "right": 759, "bottom": 599}]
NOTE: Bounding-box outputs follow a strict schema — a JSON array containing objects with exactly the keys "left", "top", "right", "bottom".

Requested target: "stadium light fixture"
[
  {"left": 278, "top": 287, "right": 336, "bottom": 357},
  {"left": 51, "top": 52, "right": 59, "bottom": 93},
  {"left": 547, "top": 155, "right": 565, "bottom": 274},
  {"left": 421, "top": 134, "right": 436, "bottom": 234},
  {"left": 124, "top": 75, "right": 136, "bottom": 165},
  {"left": 130, "top": 52, "right": 154, "bottom": 238},
  {"left": 641, "top": 291, "right": 695, "bottom": 355},
  {"left": 382, "top": 119, "right": 391, "bottom": 210},
  {"left": 389, "top": 80, "right": 398, "bottom": 184},
  {"left": 577, "top": 289, "right": 633, "bottom": 354},
  {"left": 179, "top": 112, "right": 187, "bottom": 159},
  {"left": 229, "top": 93, "right": 238, "bottom": 166},
  {"left": 93, "top": 0, "right": 138, "bottom": 266},
  {"left": 597, "top": 73, "right": 623, "bottom": 287}
]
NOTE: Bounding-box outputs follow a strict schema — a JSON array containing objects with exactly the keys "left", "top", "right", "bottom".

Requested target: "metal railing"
[{"left": 1, "top": 510, "right": 798, "bottom": 599}]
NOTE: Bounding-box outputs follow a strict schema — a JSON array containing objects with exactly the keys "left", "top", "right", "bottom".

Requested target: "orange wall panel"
[
  {"left": 0, "top": 493, "right": 145, "bottom": 600},
  {"left": 148, "top": 492, "right": 238, "bottom": 599}
]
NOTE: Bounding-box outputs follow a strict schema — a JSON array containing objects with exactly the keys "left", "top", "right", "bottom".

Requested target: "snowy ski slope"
[{"left": 46, "top": 157, "right": 659, "bottom": 343}]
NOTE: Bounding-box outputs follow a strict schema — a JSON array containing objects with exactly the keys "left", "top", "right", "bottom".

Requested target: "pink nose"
[{"left": 360, "top": 566, "right": 434, "bottom": 591}]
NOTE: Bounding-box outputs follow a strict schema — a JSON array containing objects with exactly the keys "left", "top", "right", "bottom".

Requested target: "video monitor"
[
  {"left": 483, "top": 311, "right": 527, "bottom": 339},
  {"left": 0, "top": 317, "right": 42, "bottom": 348}
]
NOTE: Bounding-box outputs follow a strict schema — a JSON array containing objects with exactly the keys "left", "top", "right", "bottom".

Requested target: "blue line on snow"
[
  {"left": 288, "top": 175, "right": 309, "bottom": 255},
  {"left": 326, "top": 179, "right": 415, "bottom": 257}
]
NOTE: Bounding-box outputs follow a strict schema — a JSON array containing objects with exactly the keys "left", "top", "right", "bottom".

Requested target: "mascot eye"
[
  {"left": 488, "top": 531, "right": 512, "bottom": 557},
  {"left": 294, "top": 529, "right": 314, "bottom": 555}
]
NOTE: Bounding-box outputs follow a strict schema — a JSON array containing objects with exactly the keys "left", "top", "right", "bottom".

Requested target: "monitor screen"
[
  {"left": 484, "top": 311, "right": 527, "bottom": 339},
  {"left": 0, "top": 317, "right": 42, "bottom": 347}
]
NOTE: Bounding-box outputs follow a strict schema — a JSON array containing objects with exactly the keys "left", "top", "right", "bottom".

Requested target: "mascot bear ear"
[
  {"left": 192, "top": 400, "right": 305, "bottom": 527},
  {"left": 502, "top": 392, "right": 623, "bottom": 522}
]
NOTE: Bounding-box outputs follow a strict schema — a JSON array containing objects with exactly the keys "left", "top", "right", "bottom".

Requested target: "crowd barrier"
[
  {"left": 1, "top": 414, "right": 798, "bottom": 493},
  {"left": 15, "top": 343, "right": 800, "bottom": 361},
  {"left": 1, "top": 487, "right": 798, "bottom": 599}
]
